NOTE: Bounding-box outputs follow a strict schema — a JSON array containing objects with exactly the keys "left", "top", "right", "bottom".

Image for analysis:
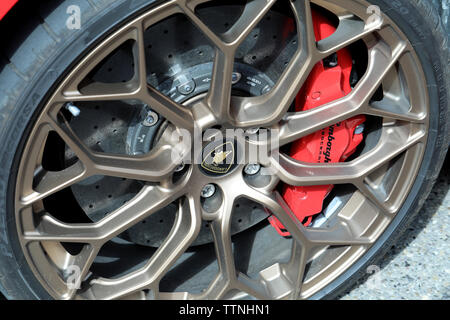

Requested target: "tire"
[{"left": 0, "top": 0, "right": 448, "bottom": 300}]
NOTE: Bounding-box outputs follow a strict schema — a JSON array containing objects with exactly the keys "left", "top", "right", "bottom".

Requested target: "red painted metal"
[
  {"left": 269, "top": 9, "right": 366, "bottom": 236},
  {"left": 0, "top": 0, "right": 18, "bottom": 20}
]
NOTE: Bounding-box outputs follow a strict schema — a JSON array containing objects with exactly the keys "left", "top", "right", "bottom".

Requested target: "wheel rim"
[{"left": 14, "top": 0, "right": 429, "bottom": 300}]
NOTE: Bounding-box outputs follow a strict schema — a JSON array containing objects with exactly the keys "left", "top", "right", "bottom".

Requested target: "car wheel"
[{"left": 0, "top": 0, "right": 448, "bottom": 299}]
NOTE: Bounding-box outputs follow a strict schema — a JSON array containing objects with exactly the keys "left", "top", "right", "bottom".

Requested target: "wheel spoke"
[
  {"left": 89, "top": 150, "right": 179, "bottom": 182},
  {"left": 88, "top": 128, "right": 185, "bottom": 182},
  {"left": 21, "top": 161, "right": 87, "bottom": 206},
  {"left": 272, "top": 192, "right": 370, "bottom": 246},
  {"left": 23, "top": 184, "right": 185, "bottom": 244},
  {"left": 204, "top": 48, "right": 235, "bottom": 121},
  {"left": 143, "top": 85, "right": 195, "bottom": 130},
  {"left": 134, "top": 20, "right": 149, "bottom": 88},
  {"left": 211, "top": 206, "right": 235, "bottom": 280},
  {"left": 245, "top": 187, "right": 374, "bottom": 248},
  {"left": 46, "top": 113, "right": 185, "bottom": 182},
  {"left": 178, "top": 0, "right": 224, "bottom": 48},
  {"left": 17, "top": 117, "right": 92, "bottom": 206},
  {"left": 201, "top": 195, "right": 237, "bottom": 299},
  {"left": 317, "top": 15, "right": 383, "bottom": 57},
  {"left": 45, "top": 114, "right": 93, "bottom": 164},
  {"left": 155, "top": 291, "right": 194, "bottom": 299},
  {"left": 272, "top": 123, "right": 425, "bottom": 187},
  {"left": 278, "top": 41, "right": 407, "bottom": 146},
  {"left": 207, "top": 0, "right": 276, "bottom": 121},
  {"left": 235, "top": 273, "right": 271, "bottom": 300},
  {"left": 242, "top": 185, "right": 308, "bottom": 245},
  {"left": 366, "top": 100, "right": 426, "bottom": 123},
  {"left": 53, "top": 1, "right": 180, "bottom": 101},
  {"left": 225, "top": 0, "right": 277, "bottom": 45},
  {"left": 179, "top": 1, "right": 235, "bottom": 121},
  {"left": 57, "top": 82, "right": 141, "bottom": 103},
  {"left": 302, "top": 220, "right": 372, "bottom": 246},
  {"left": 355, "top": 179, "right": 395, "bottom": 215},
  {"left": 181, "top": 0, "right": 276, "bottom": 124},
  {"left": 230, "top": 0, "right": 316, "bottom": 127},
  {"left": 278, "top": 95, "right": 358, "bottom": 147},
  {"left": 50, "top": 10, "right": 196, "bottom": 129},
  {"left": 85, "top": 196, "right": 201, "bottom": 299},
  {"left": 64, "top": 245, "right": 99, "bottom": 299},
  {"left": 281, "top": 242, "right": 308, "bottom": 299},
  {"left": 54, "top": 25, "right": 143, "bottom": 103},
  {"left": 17, "top": 123, "right": 65, "bottom": 206},
  {"left": 292, "top": 0, "right": 317, "bottom": 54}
]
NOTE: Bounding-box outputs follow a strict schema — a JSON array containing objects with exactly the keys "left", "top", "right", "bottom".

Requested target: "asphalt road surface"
[{"left": 342, "top": 154, "right": 449, "bottom": 300}]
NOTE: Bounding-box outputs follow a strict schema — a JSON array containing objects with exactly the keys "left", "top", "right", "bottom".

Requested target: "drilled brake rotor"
[{"left": 69, "top": 6, "right": 294, "bottom": 246}]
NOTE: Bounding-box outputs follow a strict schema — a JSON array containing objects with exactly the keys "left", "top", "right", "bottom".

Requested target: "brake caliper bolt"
[
  {"left": 244, "top": 163, "right": 261, "bottom": 175},
  {"left": 323, "top": 53, "right": 338, "bottom": 68},
  {"left": 143, "top": 110, "right": 159, "bottom": 127},
  {"left": 174, "top": 162, "right": 185, "bottom": 172},
  {"left": 201, "top": 184, "right": 216, "bottom": 198},
  {"left": 177, "top": 79, "right": 196, "bottom": 95},
  {"left": 261, "top": 85, "right": 272, "bottom": 95},
  {"left": 354, "top": 124, "right": 365, "bottom": 135},
  {"left": 231, "top": 72, "right": 242, "bottom": 84}
]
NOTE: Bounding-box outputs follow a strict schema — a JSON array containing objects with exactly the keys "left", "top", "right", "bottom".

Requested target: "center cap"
[{"left": 199, "top": 140, "right": 238, "bottom": 176}]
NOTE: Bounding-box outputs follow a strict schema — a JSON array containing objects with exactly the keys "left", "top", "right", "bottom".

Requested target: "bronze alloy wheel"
[{"left": 0, "top": 0, "right": 448, "bottom": 300}]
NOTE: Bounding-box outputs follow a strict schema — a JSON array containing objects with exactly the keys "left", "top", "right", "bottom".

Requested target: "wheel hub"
[{"left": 199, "top": 139, "right": 238, "bottom": 176}]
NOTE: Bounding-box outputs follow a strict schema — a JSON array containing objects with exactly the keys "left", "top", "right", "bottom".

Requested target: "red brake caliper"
[{"left": 268, "top": 10, "right": 366, "bottom": 236}]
